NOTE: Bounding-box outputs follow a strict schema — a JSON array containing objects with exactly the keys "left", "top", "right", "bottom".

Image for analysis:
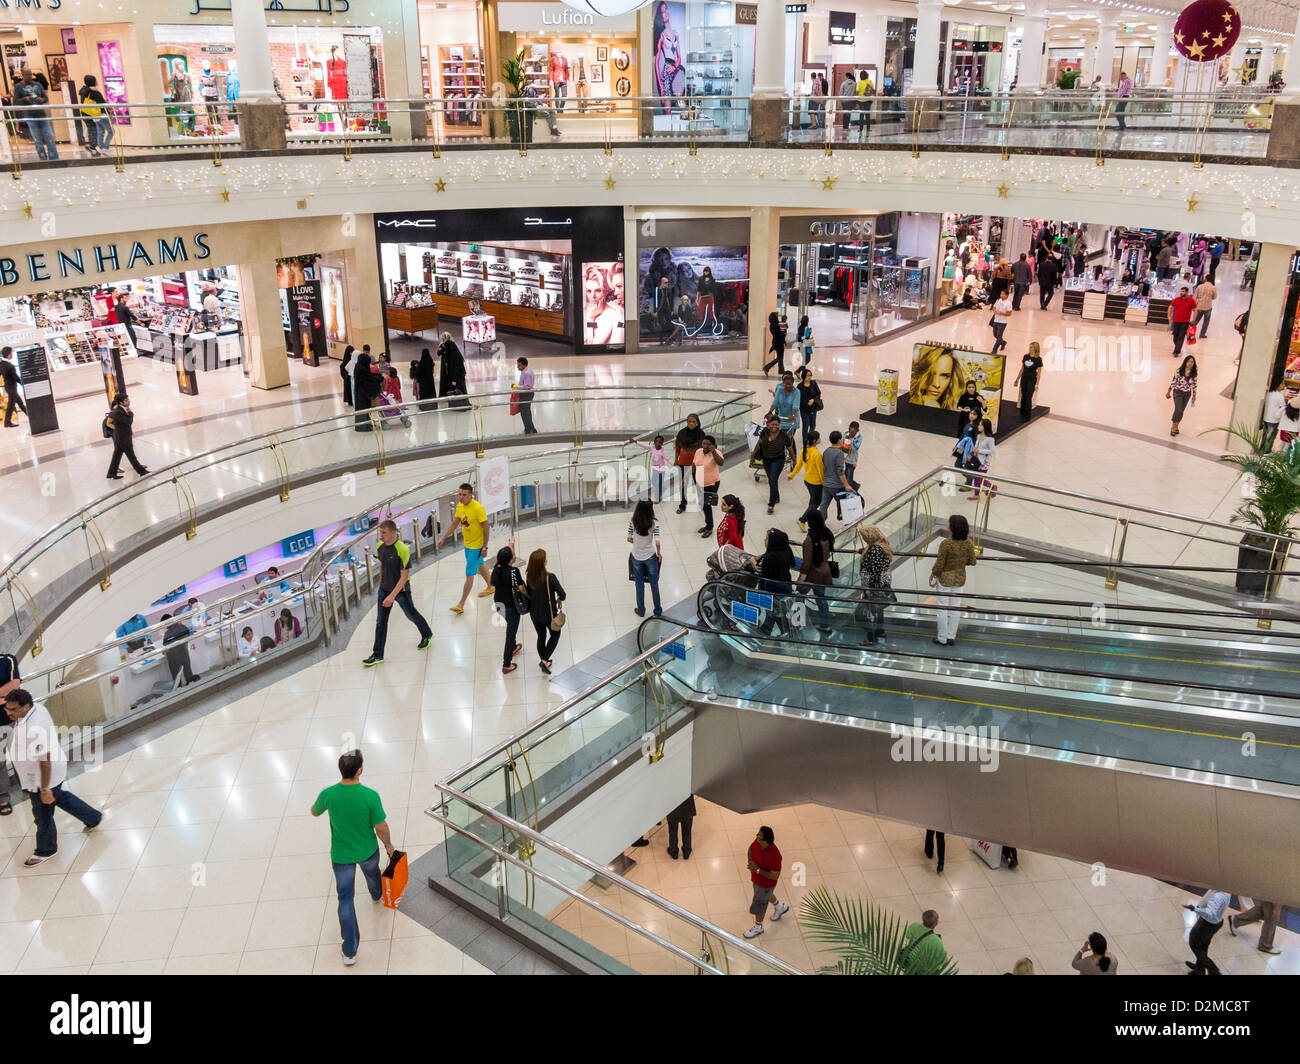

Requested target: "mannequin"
[
  {"left": 549, "top": 50, "right": 568, "bottom": 112},
  {"left": 171, "top": 70, "right": 196, "bottom": 133},
  {"left": 575, "top": 55, "right": 588, "bottom": 112},
  {"left": 200, "top": 63, "right": 219, "bottom": 127},
  {"left": 225, "top": 59, "right": 240, "bottom": 125},
  {"left": 327, "top": 44, "right": 348, "bottom": 101}
]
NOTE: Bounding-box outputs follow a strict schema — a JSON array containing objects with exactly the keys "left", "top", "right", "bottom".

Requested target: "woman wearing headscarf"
[
  {"left": 352, "top": 350, "right": 383, "bottom": 431},
  {"left": 673, "top": 413, "right": 705, "bottom": 515},
  {"left": 415, "top": 347, "right": 438, "bottom": 413},
  {"left": 437, "top": 331, "right": 469, "bottom": 410},
  {"left": 340, "top": 345, "right": 354, "bottom": 408},
  {"left": 763, "top": 311, "right": 786, "bottom": 376},
  {"left": 747, "top": 528, "right": 797, "bottom": 636}
]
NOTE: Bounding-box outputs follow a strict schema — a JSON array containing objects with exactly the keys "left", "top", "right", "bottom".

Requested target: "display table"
[
  {"left": 385, "top": 304, "right": 439, "bottom": 336},
  {"left": 432, "top": 292, "right": 565, "bottom": 338},
  {"left": 1061, "top": 285, "right": 1170, "bottom": 326}
]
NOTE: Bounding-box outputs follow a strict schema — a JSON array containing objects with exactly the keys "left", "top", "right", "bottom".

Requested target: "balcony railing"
[{"left": 1, "top": 88, "right": 1276, "bottom": 177}]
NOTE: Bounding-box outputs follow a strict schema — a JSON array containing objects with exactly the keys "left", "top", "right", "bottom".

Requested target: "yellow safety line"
[
  {"left": 780, "top": 673, "right": 1300, "bottom": 751},
  {"left": 954, "top": 634, "right": 1300, "bottom": 676}
]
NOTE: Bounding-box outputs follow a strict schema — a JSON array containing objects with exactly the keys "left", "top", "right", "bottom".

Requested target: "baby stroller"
[
  {"left": 377, "top": 392, "right": 412, "bottom": 428},
  {"left": 700, "top": 544, "right": 759, "bottom": 629}
]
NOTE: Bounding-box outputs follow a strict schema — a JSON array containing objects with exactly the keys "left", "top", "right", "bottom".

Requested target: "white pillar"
[
  {"left": 1258, "top": 42, "right": 1276, "bottom": 85},
  {"left": 1016, "top": 14, "right": 1047, "bottom": 91},
  {"left": 1094, "top": 15, "right": 1119, "bottom": 83},
  {"left": 1281, "top": 6, "right": 1300, "bottom": 98},
  {"left": 231, "top": 0, "right": 276, "bottom": 101},
  {"left": 910, "top": 0, "right": 944, "bottom": 95},
  {"left": 1150, "top": 22, "right": 1173, "bottom": 87},
  {"left": 754, "top": 0, "right": 787, "bottom": 95},
  {"left": 1228, "top": 40, "right": 1247, "bottom": 84}
]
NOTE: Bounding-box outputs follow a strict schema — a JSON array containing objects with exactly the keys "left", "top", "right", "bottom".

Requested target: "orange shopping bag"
[{"left": 381, "top": 850, "right": 408, "bottom": 909}]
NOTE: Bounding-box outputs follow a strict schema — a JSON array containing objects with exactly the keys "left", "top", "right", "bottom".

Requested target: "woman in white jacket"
[{"left": 966, "top": 418, "right": 996, "bottom": 495}]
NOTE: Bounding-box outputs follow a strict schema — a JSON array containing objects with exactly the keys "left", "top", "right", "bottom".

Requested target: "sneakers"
[
  {"left": 771, "top": 900, "right": 790, "bottom": 921},
  {"left": 362, "top": 655, "right": 383, "bottom": 667},
  {"left": 743, "top": 922, "right": 765, "bottom": 939},
  {"left": 417, "top": 635, "right": 432, "bottom": 651},
  {"left": 342, "top": 952, "right": 357, "bottom": 966}
]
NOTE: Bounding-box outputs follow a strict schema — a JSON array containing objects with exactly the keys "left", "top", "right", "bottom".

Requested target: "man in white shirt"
[
  {"left": 5, "top": 688, "right": 102, "bottom": 865},
  {"left": 1193, "top": 277, "right": 1217, "bottom": 339},
  {"left": 202, "top": 286, "right": 221, "bottom": 329},
  {"left": 1262, "top": 383, "right": 1287, "bottom": 452}
]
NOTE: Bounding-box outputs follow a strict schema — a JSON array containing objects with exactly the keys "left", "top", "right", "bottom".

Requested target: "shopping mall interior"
[{"left": 1, "top": 0, "right": 1300, "bottom": 1013}]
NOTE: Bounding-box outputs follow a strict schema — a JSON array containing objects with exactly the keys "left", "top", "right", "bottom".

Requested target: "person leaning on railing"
[{"left": 12, "top": 67, "right": 58, "bottom": 161}]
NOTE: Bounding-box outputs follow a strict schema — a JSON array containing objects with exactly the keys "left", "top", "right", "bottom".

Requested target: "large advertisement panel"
[
  {"left": 638, "top": 245, "right": 749, "bottom": 344},
  {"left": 907, "top": 342, "right": 1005, "bottom": 432},
  {"left": 581, "top": 260, "right": 625, "bottom": 347}
]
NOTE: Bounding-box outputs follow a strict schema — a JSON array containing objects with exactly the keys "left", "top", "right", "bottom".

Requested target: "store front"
[
  {"left": 650, "top": 0, "right": 755, "bottom": 133},
  {"left": 777, "top": 212, "right": 938, "bottom": 347},
  {"left": 417, "top": 1, "right": 485, "bottom": 135},
  {"left": 1047, "top": 46, "right": 1083, "bottom": 86},
  {"left": 938, "top": 213, "right": 1006, "bottom": 313},
  {"left": 154, "top": 24, "right": 388, "bottom": 139},
  {"left": 883, "top": 18, "right": 916, "bottom": 95},
  {"left": 945, "top": 25, "right": 1004, "bottom": 95},
  {"left": 374, "top": 206, "right": 625, "bottom": 355},
  {"left": 0, "top": 245, "right": 245, "bottom": 405},
  {"left": 636, "top": 215, "right": 749, "bottom": 350}
]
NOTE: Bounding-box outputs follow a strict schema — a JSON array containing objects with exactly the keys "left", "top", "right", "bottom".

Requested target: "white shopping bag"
[
  {"left": 839, "top": 492, "right": 864, "bottom": 524},
  {"left": 969, "top": 838, "right": 1005, "bottom": 869}
]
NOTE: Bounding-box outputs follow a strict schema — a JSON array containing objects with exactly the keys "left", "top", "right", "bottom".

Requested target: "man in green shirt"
[
  {"left": 899, "top": 909, "right": 948, "bottom": 974},
  {"left": 311, "top": 749, "right": 396, "bottom": 965}
]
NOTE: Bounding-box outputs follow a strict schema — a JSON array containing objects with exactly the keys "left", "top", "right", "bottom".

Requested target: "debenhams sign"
[{"left": 1, "top": 232, "right": 212, "bottom": 289}]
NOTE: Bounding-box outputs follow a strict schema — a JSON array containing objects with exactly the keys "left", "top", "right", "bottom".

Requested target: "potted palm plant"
[
  {"left": 799, "top": 885, "right": 959, "bottom": 974},
  {"left": 500, "top": 47, "right": 534, "bottom": 148},
  {"left": 1214, "top": 423, "right": 1300, "bottom": 596}
]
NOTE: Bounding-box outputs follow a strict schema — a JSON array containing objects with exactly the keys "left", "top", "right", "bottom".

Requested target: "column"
[
  {"left": 231, "top": 0, "right": 285, "bottom": 149},
  {"left": 1228, "top": 243, "right": 1293, "bottom": 452},
  {"left": 400, "top": 0, "right": 425, "bottom": 138},
  {"left": 1280, "top": 5, "right": 1300, "bottom": 98},
  {"left": 1258, "top": 42, "right": 1276, "bottom": 85},
  {"left": 1015, "top": 14, "right": 1047, "bottom": 91},
  {"left": 236, "top": 259, "right": 290, "bottom": 391},
  {"left": 1094, "top": 15, "right": 1118, "bottom": 83},
  {"left": 624, "top": 208, "right": 640, "bottom": 353},
  {"left": 1228, "top": 40, "right": 1248, "bottom": 85},
  {"left": 754, "top": 0, "right": 787, "bottom": 94},
  {"left": 1149, "top": 22, "right": 1173, "bottom": 87},
  {"left": 747, "top": 208, "right": 781, "bottom": 371},
  {"left": 750, "top": 0, "right": 788, "bottom": 140},
  {"left": 910, "top": 0, "right": 944, "bottom": 95}
]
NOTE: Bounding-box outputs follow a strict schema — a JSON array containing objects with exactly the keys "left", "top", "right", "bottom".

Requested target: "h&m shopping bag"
[{"left": 382, "top": 850, "right": 409, "bottom": 909}]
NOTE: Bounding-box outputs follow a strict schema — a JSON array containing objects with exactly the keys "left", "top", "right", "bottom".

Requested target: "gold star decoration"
[
  {"left": 604, "top": 175, "right": 616, "bottom": 190},
  {"left": 822, "top": 176, "right": 837, "bottom": 190},
  {"left": 296, "top": 199, "right": 306, "bottom": 209},
  {"left": 1187, "top": 41, "right": 1206, "bottom": 59},
  {"left": 434, "top": 178, "right": 446, "bottom": 192},
  {"left": 1062, "top": 184, "right": 1072, "bottom": 193},
  {"left": 1223, "top": 9, "right": 1234, "bottom": 23},
  {"left": 1231, "top": 63, "right": 1248, "bottom": 80},
  {"left": 1212, "top": 33, "right": 1226, "bottom": 48},
  {"left": 220, "top": 188, "right": 230, "bottom": 202},
  {"left": 1174, "top": 31, "right": 1184, "bottom": 45},
  {"left": 1187, "top": 194, "right": 1199, "bottom": 212},
  {"left": 996, "top": 181, "right": 1011, "bottom": 198},
  {"left": 22, "top": 203, "right": 32, "bottom": 218}
]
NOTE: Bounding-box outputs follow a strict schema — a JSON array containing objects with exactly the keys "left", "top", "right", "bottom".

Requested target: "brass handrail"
[
  {"left": 5, "top": 575, "right": 42, "bottom": 657},
  {"left": 173, "top": 469, "right": 199, "bottom": 539},
  {"left": 1106, "top": 511, "right": 1131, "bottom": 590},
  {"left": 1095, "top": 100, "right": 1112, "bottom": 167},
  {"left": 83, "top": 515, "right": 112, "bottom": 591}
]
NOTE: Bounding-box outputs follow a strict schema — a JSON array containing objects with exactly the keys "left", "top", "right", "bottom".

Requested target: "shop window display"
[
  {"left": 651, "top": 0, "right": 753, "bottom": 133},
  {"left": 638, "top": 245, "right": 748, "bottom": 346},
  {"left": 154, "top": 25, "right": 386, "bottom": 139}
]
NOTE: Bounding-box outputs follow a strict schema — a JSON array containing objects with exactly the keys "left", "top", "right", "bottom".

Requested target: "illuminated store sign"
[{"left": 0, "top": 233, "right": 212, "bottom": 289}]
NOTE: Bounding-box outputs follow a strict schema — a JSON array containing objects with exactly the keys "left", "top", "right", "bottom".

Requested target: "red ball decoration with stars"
[{"left": 1174, "top": 0, "right": 1241, "bottom": 62}]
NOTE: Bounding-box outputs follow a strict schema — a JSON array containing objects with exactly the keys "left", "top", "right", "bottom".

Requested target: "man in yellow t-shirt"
[
  {"left": 855, "top": 70, "right": 874, "bottom": 140},
  {"left": 436, "top": 482, "right": 493, "bottom": 614}
]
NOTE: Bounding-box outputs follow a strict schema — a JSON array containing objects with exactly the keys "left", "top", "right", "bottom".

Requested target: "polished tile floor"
[
  {"left": 0, "top": 256, "right": 1282, "bottom": 974},
  {"left": 569, "top": 797, "right": 1299, "bottom": 975}
]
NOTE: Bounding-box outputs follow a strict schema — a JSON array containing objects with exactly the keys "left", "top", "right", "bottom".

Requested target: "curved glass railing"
[
  {"left": 2, "top": 89, "right": 1271, "bottom": 176},
  {"left": 1, "top": 384, "right": 753, "bottom": 659},
  {"left": 16, "top": 399, "right": 756, "bottom": 737},
  {"left": 830, "top": 466, "right": 1300, "bottom": 614},
  {"left": 431, "top": 630, "right": 798, "bottom": 975}
]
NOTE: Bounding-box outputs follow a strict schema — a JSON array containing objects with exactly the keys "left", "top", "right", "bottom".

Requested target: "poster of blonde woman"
[
  {"left": 582, "top": 262, "right": 625, "bottom": 348},
  {"left": 907, "top": 343, "right": 1005, "bottom": 432},
  {"left": 320, "top": 266, "right": 347, "bottom": 343}
]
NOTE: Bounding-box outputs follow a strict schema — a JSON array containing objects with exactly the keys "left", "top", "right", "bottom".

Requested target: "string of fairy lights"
[{"left": 0, "top": 146, "right": 1294, "bottom": 234}]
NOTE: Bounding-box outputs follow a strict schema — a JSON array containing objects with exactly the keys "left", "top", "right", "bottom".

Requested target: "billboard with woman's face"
[
  {"left": 908, "top": 343, "right": 1005, "bottom": 431},
  {"left": 582, "top": 261, "right": 625, "bottom": 348}
]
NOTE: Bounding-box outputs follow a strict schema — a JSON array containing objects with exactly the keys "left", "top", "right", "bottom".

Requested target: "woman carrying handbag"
[{"left": 525, "top": 549, "right": 567, "bottom": 675}]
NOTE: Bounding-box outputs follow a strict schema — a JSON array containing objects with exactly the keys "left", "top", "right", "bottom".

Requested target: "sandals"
[
  {"left": 449, "top": 605, "right": 465, "bottom": 614},
  {"left": 0, "top": 798, "right": 11, "bottom": 816}
]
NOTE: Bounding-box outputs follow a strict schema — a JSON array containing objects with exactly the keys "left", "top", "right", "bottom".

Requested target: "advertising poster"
[
  {"left": 477, "top": 454, "right": 511, "bottom": 515},
  {"left": 652, "top": 1, "right": 686, "bottom": 113},
  {"left": 638, "top": 245, "right": 749, "bottom": 343},
  {"left": 581, "top": 260, "right": 625, "bottom": 348},
  {"left": 907, "top": 343, "right": 1004, "bottom": 431},
  {"left": 97, "top": 42, "right": 131, "bottom": 125},
  {"left": 320, "top": 266, "right": 347, "bottom": 343}
]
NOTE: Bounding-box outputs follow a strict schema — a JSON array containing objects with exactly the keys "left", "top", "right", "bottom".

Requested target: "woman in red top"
[{"left": 716, "top": 494, "right": 745, "bottom": 549}]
